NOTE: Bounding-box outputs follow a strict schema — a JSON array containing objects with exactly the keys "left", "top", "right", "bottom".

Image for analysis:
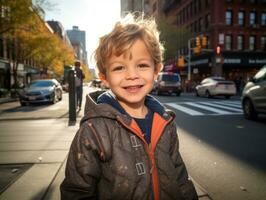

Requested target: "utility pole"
[
  {"left": 141, "top": 0, "right": 145, "bottom": 18},
  {"left": 188, "top": 39, "right": 191, "bottom": 81}
]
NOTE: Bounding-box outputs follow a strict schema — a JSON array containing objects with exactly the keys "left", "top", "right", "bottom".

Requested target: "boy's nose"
[{"left": 125, "top": 67, "right": 139, "bottom": 80}]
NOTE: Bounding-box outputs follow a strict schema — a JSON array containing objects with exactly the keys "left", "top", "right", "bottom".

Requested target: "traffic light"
[
  {"left": 194, "top": 46, "right": 201, "bottom": 54},
  {"left": 216, "top": 45, "right": 221, "bottom": 55},
  {"left": 177, "top": 56, "right": 185, "bottom": 67},
  {"left": 196, "top": 37, "right": 201, "bottom": 47},
  {"left": 202, "top": 36, "right": 207, "bottom": 47}
]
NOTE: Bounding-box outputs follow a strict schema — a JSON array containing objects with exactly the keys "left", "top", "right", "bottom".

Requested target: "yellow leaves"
[
  {"left": 51, "top": 60, "right": 64, "bottom": 76},
  {"left": 1, "top": 0, "right": 75, "bottom": 78}
]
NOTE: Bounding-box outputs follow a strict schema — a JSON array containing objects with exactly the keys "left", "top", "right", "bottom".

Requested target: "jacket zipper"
[
  {"left": 87, "top": 122, "right": 106, "bottom": 161},
  {"left": 116, "top": 115, "right": 172, "bottom": 200}
]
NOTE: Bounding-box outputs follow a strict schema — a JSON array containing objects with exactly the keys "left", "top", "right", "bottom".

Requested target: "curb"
[{"left": 0, "top": 98, "right": 18, "bottom": 104}]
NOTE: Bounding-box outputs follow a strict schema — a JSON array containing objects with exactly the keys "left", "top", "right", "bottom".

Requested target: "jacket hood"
[{"left": 81, "top": 89, "right": 175, "bottom": 125}]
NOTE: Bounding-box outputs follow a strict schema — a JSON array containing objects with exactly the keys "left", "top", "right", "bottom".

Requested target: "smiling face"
[{"left": 101, "top": 39, "right": 161, "bottom": 110}]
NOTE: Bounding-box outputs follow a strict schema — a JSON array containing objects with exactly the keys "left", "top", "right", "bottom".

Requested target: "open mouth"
[{"left": 123, "top": 85, "right": 144, "bottom": 92}]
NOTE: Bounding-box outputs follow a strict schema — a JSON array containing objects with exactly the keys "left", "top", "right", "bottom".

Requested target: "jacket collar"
[{"left": 81, "top": 89, "right": 175, "bottom": 125}]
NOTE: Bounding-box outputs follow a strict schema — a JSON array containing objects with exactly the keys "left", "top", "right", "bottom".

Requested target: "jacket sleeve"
[
  {"left": 60, "top": 123, "right": 102, "bottom": 200},
  {"left": 169, "top": 122, "right": 199, "bottom": 200}
]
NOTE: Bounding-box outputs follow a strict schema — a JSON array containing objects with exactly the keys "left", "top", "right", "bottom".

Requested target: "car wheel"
[
  {"left": 243, "top": 98, "right": 257, "bottom": 120},
  {"left": 51, "top": 93, "right": 57, "bottom": 104},
  {"left": 156, "top": 89, "right": 161, "bottom": 96},
  {"left": 58, "top": 91, "right": 62, "bottom": 101},
  {"left": 225, "top": 95, "right": 231, "bottom": 99},
  {"left": 205, "top": 90, "right": 212, "bottom": 98},
  {"left": 20, "top": 101, "right": 26, "bottom": 106},
  {"left": 176, "top": 92, "right": 181, "bottom": 96}
]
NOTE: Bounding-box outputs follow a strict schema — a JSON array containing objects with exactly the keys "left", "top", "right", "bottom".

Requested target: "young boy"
[{"left": 60, "top": 15, "right": 198, "bottom": 200}]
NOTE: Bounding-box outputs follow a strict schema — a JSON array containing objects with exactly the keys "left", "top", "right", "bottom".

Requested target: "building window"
[
  {"left": 206, "top": 0, "right": 210, "bottom": 7},
  {"left": 0, "top": 37, "right": 4, "bottom": 58},
  {"left": 205, "top": 14, "right": 210, "bottom": 29},
  {"left": 225, "top": 10, "right": 233, "bottom": 25},
  {"left": 249, "top": 11, "right": 256, "bottom": 26},
  {"left": 238, "top": 11, "right": 245, "bottom": 26},
  {"left": 237, "top": 35, "right": 244, "bottom": 50},
  {"left": 261, "top": 12, "right": 266, "bottom": 26},
  {"left": 199, "top": 18, "right": 203, "bottom": 31},
  {"left": 225, "top": 35, "right": 232, "bottom": 50},
  {"left": 261, "top": 36, "right": 266, "bottom": 50},
  {"left": 249, "top": 36, "right": 256, "bottom": 50}
]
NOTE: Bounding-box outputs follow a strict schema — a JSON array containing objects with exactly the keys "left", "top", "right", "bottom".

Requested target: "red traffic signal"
[{"left": 216, "top": 45, "right": 221, "bottom": 55}]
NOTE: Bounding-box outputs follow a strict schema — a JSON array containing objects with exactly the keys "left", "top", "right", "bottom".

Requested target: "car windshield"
[
  {"left": 30, "top": 81, "right": 53, "bottom": 87},
  {"left": 161, "top": 74, "right": 180, "bottom": 82},
  {"left": 212, "top": 78, "right": 225, "bottom": 81}
]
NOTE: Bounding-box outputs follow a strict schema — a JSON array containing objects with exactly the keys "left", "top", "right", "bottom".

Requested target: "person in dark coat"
[{"left": 74, "top": 60, "right": 85, "bottom": 110}]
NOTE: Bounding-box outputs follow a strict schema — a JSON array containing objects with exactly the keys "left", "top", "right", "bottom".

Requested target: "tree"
[
  {"left": 0, "top": 0, "right": 54, "bottom": 34},
  {"left": 157, "top": 17, "right": 190, "bottom": 62}
]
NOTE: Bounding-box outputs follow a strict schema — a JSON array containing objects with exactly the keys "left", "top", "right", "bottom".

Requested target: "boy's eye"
[
  {"left": 138, "top": 64, "right": 150, "bottom": 69},
  {"left": 112, "top": 65, "right": 124, "bottom": 71}
]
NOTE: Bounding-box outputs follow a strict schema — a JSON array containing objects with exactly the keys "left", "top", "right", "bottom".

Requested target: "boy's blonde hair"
[{"left": 94, "top": 14, "right": 164, "bottom": 75}]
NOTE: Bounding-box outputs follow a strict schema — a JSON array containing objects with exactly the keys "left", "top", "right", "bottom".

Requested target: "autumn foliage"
[{"left": 0, "top": 0, "right": 80, "bottom": 83}]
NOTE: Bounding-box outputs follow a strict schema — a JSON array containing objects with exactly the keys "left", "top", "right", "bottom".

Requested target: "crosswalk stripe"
[
  {"left": 165, "top": 103, "right": 204, "bottom": 116},
  {"left": 213, "top": 101, "right": 242, "bottom": 108},
  {"left": 198, "top": 102, "right": 242, "bottom": 112},
  {"left": 184, "top": 102, "right": 232, "bottom": 115}
]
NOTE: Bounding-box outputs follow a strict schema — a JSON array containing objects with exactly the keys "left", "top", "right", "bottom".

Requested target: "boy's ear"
[
  {"left": 98, "top": 73, "right": 110, "bottom": 88},
  {"left": 154, "top": 63, "right": 162, "bottom": 80}
]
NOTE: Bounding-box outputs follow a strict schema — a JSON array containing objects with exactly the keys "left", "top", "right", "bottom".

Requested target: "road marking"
[
  {"left": 213, "top": 101, "right": 242, "bottom": 108},
  {"left": 165, "top": 101, "right": 243, "bottom": 116},
  {"left": 165, "top": 103, "right": 204, "bottom": 116},
  {"left": 185, "top": 102, "right": 232, "bottom": 115},
  {"left": 199, "top": 102, "right": 242, "bottom": 112}
]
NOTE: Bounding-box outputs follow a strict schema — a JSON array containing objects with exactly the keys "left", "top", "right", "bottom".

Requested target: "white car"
[
  {"left": 195, "top": 77, "right": 236, "bottom": 99},
  {"left": 241, "top": 65, "right": 266, "bottom": 120}
]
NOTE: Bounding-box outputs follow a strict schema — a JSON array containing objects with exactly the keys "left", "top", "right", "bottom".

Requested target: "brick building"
[{"left": 162, "top": 0, "right": 266, "bottom": 84}]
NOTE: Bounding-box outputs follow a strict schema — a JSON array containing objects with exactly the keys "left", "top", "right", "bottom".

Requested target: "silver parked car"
[
  {"left": 19, "top": 79, "right": 63, "bottom": 106},
  {"left": 153, "top": 72, "right": 182, "bottom": 96},
  {"left": 195, "top": 77, "right": 236, "bottom": 99},
  {"left": 241, "top": 65, "right": 266, "bottom": 120}
]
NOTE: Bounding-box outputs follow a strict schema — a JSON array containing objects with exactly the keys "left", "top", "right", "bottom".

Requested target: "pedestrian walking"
[
  {"left": 74, "top": 60, "right": 85, "bottom": 111},
  {"left": 60, "top": 14, "right": 198, "bottom": 200}
]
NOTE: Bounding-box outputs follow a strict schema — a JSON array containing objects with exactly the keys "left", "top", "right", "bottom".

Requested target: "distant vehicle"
[
  {"left": 19, "top": 79, "right": 63, "bottom": 106},
  {"left": 195, "top": 77, "right": 236, "bottom": 99},
  {"left": 90, "top": 79, "right": 102, "bottom": 88},
  {"left": 153, "top": 72, "right": 182, "bottom": 96},
  {"left": 241, "top": 65, "right": 266, "bottom": 120}
]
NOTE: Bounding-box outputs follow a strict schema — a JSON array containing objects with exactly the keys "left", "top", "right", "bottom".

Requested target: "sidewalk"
[{"left": 0, "top": 89, "right": 212, "bottom": 200}]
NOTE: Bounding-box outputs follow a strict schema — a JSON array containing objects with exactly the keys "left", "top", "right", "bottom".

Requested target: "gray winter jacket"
[{"left": 60, "top": 90, "right": 198, "bottom": 200}]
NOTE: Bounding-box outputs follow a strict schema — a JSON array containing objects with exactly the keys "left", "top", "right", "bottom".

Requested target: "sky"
[{"left": 45, "top": 0, "right": 121, "bottom": 68}]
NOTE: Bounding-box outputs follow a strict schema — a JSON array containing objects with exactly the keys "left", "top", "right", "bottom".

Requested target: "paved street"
[
  {"left": 156, "top": 93, "right": 266, "bottom": 200},
  {"left": 1, "top": 88, "right": 265, "bottom": 200}
]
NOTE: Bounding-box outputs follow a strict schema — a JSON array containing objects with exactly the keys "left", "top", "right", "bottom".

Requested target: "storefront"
[
  {"left": 222, "top": 52, "right": 266, "bottom": 82},
  {"left": 0, "top": 59, "right": 11, "bottom": 97},
  {"left": 180, "top": 52, "right": 266, "bottom": 83}
]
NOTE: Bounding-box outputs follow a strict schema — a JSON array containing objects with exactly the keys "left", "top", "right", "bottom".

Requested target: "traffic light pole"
[{"left": 188, "top": 39, "right": 191, "bottom": 81}]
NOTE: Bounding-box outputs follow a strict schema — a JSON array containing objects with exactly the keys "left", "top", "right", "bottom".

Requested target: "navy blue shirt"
[
  {"left": 133, "top": 109, "right": 153, "bottom": 144},
  {"left": 97, "top": 91, "right": 153, "bottom": 144}
]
